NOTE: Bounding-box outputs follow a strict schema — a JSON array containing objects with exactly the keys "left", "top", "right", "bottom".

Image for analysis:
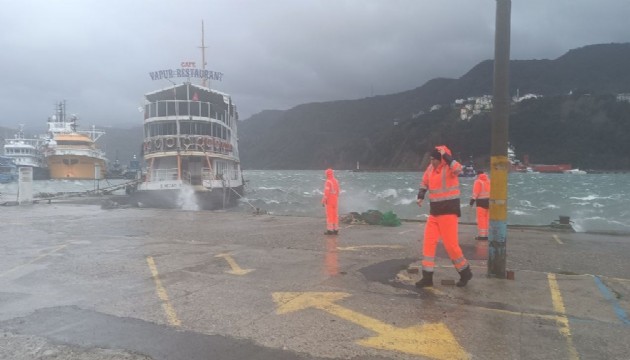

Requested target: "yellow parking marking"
[
  {"left": 337, "top": 245, "right": 404, "bottom": 251},
  {"left": 273, "top": 292, "right": 469, "bottom": 359},
  {"left": 547, "top": 274, "right": 580, "bottom": 360},
  {"left": 398, "top": 229, "right": 414, "bottom": 235},
  {"left": 0, "top": 242, "right": 71, "bottom": 278},
  {"left": 553, "top": 235, "right": 564, "bottom": 245},
  {"left": 215, "top": 253, "right": 253, "bottom": 275},
  {"left": 146, "top": 256, "right": 181, "bottom": 327}
]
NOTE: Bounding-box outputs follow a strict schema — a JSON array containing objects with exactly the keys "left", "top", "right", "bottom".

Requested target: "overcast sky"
[{"left": 1, "top": 0, "right": 628, "bottom": 131}]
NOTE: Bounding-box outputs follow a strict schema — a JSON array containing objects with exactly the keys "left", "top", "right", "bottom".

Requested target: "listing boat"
[
  {"left": 130, "top": 22, "right": 243, "bottom": 210},
  {"left": 42, "top": 101, "right": 107, "bottom": 180},
  {"left": 0, "top": 156, "right": 18, "bottom": 183},
  {"left": 3, "top": 125, "right": 50, "bottom": 180},
  {"left": 530, "top": 164, "right": 572, "bottom": 173}
]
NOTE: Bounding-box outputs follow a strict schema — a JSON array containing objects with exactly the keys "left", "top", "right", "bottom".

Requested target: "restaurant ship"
[
  {"left": 130, "top": 22, "right": 243, "bottom": 210},
  {"left": 42, "top": 102, "right": 107, "bottom": 180}
]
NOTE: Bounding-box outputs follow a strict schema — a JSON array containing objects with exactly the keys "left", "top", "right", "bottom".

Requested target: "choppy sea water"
[
  {"left": 1, "top": 171, "right": 628, "bottom": 234},
  {"left": 238, "top": 170, "right": 630, "bottom": 234}
]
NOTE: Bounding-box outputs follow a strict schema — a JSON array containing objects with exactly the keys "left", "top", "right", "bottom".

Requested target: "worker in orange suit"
[
  {"left": 415, "top": 145, "right": 473, "bottom": 288},
  {"left": 470, "top": 170, "right": 491, "bottom": 241},
  {"left": 321, "top": 168, "right": 340, "bottom": 235}
]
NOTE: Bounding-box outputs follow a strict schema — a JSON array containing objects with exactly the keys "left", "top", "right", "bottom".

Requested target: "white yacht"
[{"left": 3, "top": 125, "right": 49, "bottom": 180}]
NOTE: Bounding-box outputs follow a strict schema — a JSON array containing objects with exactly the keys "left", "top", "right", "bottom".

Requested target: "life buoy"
[
  {"left": 165, "top": 137, "right": 175, "bottom": 149},
  {"left": 154, "top": 138, "right": 163, "bottom": 150},
  {"left": 196, "top": 136, "right": 204, "bottom": 149},
  {"left": 182, "top": 136, "right": 192, "bottom": 148}
]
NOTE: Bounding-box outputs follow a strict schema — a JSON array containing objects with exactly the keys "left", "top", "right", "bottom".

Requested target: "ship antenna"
[{"left": 199, "top": 20, "right": 208, "bottom": 88}]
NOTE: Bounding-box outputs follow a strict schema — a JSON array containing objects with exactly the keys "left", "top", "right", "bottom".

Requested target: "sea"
[{"left": 1, "top": 171, "right": 628, "bottom": 234}]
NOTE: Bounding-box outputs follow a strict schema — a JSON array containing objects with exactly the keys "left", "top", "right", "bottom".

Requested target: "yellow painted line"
[
  {"left": 471, "top": 305, "right": 558, "bottom": 321},
  {"left": 397, "top": 229, "right": 414, "bottom": 235},
  {"left": 547, "top": 274, "right": 580, "bottom": 360},
  {"left": 553, "top": 234, "right": 564, "bottom": 245},
  {"left": 343, "top": 224, "right": 355, "bottom": 229},
  {"left": 215, "top": 253, "right": 253, "bottom": 275},
  {"left": 337, "top": 245, "right": 404, "bottom": 251},
  {"left": 273, "top": 292, "right": 469, "bottom": 359},
  {"left": 423, "top": 287, "right": 446, "bottom": 296},
  {"left": 146, "top": 256, "right": 181, "bottom": 327},
  {"left": 0, "top": 243, "right": 71, "bottom": 278}
]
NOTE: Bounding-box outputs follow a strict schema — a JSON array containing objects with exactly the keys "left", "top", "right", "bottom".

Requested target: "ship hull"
[
  {"left": 47, "top": 155, "right": 107, "bottom": 180},
  {"left": 530, "top": 164, "right": 572, "bottom": 173},
  {"left": 130, "top": 185, "right": 244, "bottom": 210}
]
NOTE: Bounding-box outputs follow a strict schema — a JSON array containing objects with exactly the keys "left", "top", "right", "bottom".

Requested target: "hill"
[{"left": 238, "top": 43, "right": 630, "bottom": 170}]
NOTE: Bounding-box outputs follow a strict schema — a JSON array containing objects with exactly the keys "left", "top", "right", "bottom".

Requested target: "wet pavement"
[{"left": 1, "top": 202, "right": 629, "bottom": 359}]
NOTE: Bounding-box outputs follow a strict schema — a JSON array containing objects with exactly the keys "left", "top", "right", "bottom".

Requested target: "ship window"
[
  {"left": 158, "top": 101, "right": 167, "bottom": 117},
  {"left": 191, "top": 102, "right": 200, "bottom": 117},
  {"left": 57, "top": 140, "right": 90, "bottom": 146},
  {"left": 167, "top": 101, "right": 175, "bottom": 116},
  {"left": 201, "top": 103, "right": 209, "bottom": 117},
  {"left": 178, "top": 101, "right": 188, "bottom": 116}
]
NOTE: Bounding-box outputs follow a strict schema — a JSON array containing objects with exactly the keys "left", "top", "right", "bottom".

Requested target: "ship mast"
[{"left": 199, "top": 20, "right": 208, "bottom": 88}]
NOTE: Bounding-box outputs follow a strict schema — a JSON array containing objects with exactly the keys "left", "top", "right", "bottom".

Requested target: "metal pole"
[{"left": 488, "top": 0, "right": 511, "bottom": 278}]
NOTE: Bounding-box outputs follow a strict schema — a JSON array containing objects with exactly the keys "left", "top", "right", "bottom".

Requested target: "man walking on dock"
[{"left": 415, "top": 145, "right": 472, "bottom": 288}]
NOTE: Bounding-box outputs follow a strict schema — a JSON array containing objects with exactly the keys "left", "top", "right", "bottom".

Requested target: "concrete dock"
[{"left": 1, "top": 203, "right": 629, "bottom": 359}]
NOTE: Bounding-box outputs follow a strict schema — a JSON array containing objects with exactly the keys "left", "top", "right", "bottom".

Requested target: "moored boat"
[
  {"left": 42, "top": 102, "right": 107, "bottom": 180},
  {"left": 3, "top": 125, "right": 49, "bottom": 180},
  {"left": 130, "top": 22, "right": 243, "bottom": 210},
  {"left": 0, "top": 156, "right": 18, "bottom": 183}
]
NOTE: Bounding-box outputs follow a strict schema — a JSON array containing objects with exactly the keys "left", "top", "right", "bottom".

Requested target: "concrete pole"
[{"left": 488, "top": 0, "right": 511, "bottom": 278}]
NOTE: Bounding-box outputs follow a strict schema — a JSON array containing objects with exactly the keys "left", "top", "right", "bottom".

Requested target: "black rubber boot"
[
  {"left": 324, "top": 230, "right": 334, "bottom": 235},
  {"left": 333, "top": 230, "right": 339, "bottom": 235},
  {"left": 456, "top": 266, "right": 473, "bottom": 287},
  {"left": 475, "top": 236, "right": 488, "bottom": 241},
  {"left": 415, "top": 270, "right": 434, "bottom": 288}
]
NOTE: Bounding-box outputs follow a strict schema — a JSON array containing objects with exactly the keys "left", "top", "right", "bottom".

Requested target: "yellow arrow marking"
[
  {"left": 273, "top": 292, "right": 468, "bottom": 360},
  {"left": 553, "top": 234, "right": 564, "bottom": 244},
  {"left": 215, "top": 253, "right": 253, "bottom": 275},
  {"left": 0, "top": 242, "right": 71, "bottom": 278},
  {"left": 337, "top": 245, "right": 404, "bottom": 251}
]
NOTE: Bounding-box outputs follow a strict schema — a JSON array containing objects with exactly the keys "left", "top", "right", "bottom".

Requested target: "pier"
[{"left": 1, "top": 204, "right": 628, "bottom": 359}]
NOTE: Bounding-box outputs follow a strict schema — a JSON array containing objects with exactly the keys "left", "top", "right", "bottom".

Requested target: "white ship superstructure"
[{"left": 3, "top": 125, "right": 49, "bottom": 179}]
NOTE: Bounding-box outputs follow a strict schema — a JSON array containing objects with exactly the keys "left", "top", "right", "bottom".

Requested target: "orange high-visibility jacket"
[
  {"left": 419, "top": 145, "right": 463, "bottom": 216},
  {"left": 322, "top": 169, "right": 339, "bottom": 205},
  {"left": 472, "top": 173, "right": 490, "bottom": 209}
]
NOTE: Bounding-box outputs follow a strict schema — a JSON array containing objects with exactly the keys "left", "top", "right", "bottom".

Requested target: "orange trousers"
[
  {"left": 476, "top": 207, "right": 489, "bottom": 237},
  {"left": 325, "top": 199, "right": 338, "bottom": 231},
  {"left": 421, "top": 214, "right": 468, "bottom": 272}
]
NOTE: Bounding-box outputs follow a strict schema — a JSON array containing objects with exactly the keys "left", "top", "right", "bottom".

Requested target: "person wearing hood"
[
  {"left": 415, "top": 145, "right": 473, "bottom": 288},
  {"left": 470, "top": 170, "right": 491, "bottom": 241},
  {"left": 321, "top": 168, "right": 340, "bottom": 235}
]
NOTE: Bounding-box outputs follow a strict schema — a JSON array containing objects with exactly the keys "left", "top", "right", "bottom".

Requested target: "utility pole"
[{"left": 488, "top": 0, "right": 511, "bottom": 278}]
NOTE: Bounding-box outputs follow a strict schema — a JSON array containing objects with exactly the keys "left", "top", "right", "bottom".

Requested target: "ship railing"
[
  {"left": 150, "top": 168, "right": 179, "bottom": 182},
  {"left": 201, "top": 168, "right": 215, "bottom": 181}
]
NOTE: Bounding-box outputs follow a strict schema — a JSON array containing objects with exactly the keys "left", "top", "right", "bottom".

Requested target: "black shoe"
[
  {"left": 333, "top": 230, "right": 339, "bottom": 235},
  {"left": 475, "top": 236, "right": 488, "bottom": 241},
  {"left": 456, "top": 266, "right": 473, "bottom": 287},
  {"left": 324, "top": 230, "right": 334, "bottom": 235},
  {"left": 415, "top": 270, "right": 434, "bottom": 288}
]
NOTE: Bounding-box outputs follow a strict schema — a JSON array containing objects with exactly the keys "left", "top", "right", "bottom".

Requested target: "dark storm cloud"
[{"left": 0, "top": 0, "right": 628, "bottom": 131}]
